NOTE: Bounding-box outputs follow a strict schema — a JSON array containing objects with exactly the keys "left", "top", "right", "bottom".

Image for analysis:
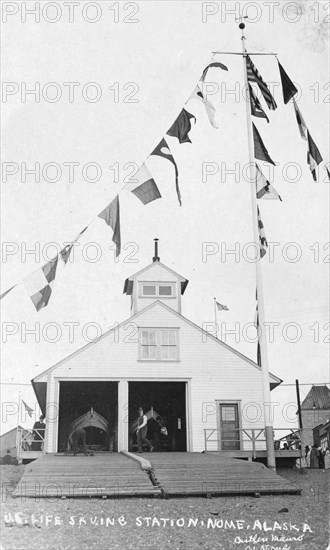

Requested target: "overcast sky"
[{"left": 1, "top": 0, "right": 329, "bottom": 435}]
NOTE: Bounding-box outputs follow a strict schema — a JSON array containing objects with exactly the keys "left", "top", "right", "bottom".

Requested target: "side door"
[{"left": 219, "top": 403, "right": 240, "bottom": 450}]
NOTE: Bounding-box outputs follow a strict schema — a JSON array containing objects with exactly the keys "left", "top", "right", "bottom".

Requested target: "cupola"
[{"left": 123, "top": 239, "right": 188, "bottom": 315}]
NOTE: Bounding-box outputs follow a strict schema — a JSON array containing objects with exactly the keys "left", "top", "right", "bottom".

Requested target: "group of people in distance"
[{"left": 305, "top": 444, "right": 330, "bottom": 469}]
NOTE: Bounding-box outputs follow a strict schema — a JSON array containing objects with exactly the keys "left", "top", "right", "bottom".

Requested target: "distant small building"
[
  {"left": 0, "top": 426, "right": 31, "bottom": 458},
  {"left": 313, "top": 420, "right": 330, "bottom": 451},
  {"left": 300, "top": 385, "right": 330, "bottom": 448}
]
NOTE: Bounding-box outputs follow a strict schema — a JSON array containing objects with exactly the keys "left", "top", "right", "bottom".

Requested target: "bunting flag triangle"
[
  {"left": 3, "top": 226, "right": 89, "bottom": 310},
  {"left": 98, "top": 195, "right": 121, "bottom": 257},
  {"left": 189, "top": 84, "right": 218, "bottom": 128},
  {"left": 257, "top": 206, "right": 268, "bottom": 258},
  {"left": 200, "top": 61, "right": 228, "bottom": 82},
  {"left": 167, "top": 108, "right": 196, "bottom": 143},
  {"left": 326, "top": 166, "right": 330, "bottom": 181},
  {"left": 249, "top": 84, "right": 269, "bottom": 123},
  {"left": 257, "top": 340, "right": 262, "bottom": 367},
  {"left": 278, "top": 61, "right": 298, "bottom": 104},
  {"left": 256, "top": 164, "right": 282, "bottom": 201},
  {"left": 124, "top": 163, "right": 161, "bottom": 204},
  {"left": 252, "top": 123, "right": 275, "bottom": 165},
  {"left": 246, "top": 55, "right": 277, "bottom": 110},
  {"left": 0, "top": 284, "right": 17, "bottom": 301},
  {"left": 292, "top": 98, "right": 307, "bottom": 140},
  {"left": 60, "top": 226, "right": 88, "bottom": 264},
  {"left": 307, "top": 131, "right": 323, "bottom": 181},
  {"left": 24, "top": 256, "right": 59, "bottom": 311},
  {"left": 150, "top": 138, "right": 181, "bottom": 206}
]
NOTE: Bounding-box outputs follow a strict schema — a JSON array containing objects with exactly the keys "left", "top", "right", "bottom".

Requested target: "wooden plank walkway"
[
  {"left": 12, "top": 452, "right": 301, "bottom": 499},
  {"left": 13, "top": 453, "right": 161, "bottom": 498},
  {"left": 147, "top": 453, "right": 301, "bottom": 497}
]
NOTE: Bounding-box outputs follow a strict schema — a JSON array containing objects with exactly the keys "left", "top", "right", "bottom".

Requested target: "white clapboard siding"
[{"left": 41, "top": 301, "right": 275, "bottom": 452}]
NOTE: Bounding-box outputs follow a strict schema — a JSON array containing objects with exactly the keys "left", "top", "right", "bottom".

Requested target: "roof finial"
[{"left": 153, "top": 238, "right": 160, "bottom": 262}]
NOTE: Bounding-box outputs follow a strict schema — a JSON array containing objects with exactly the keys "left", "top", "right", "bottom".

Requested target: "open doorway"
[
  {"left": 128, "top": 382, "right": 187, "bottom": 452},
  {"left": 58, "top": 381, "right": 118, "bottom": 452}
]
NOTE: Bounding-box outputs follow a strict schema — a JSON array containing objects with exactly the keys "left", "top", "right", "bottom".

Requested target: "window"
[
  {"left": 141, "top": 330, "right": 157, "bottom": 359},
  {"left": 142, "top": 285, "right": 156, "bottom": 296},
  {"left": 159, "top": 285, "right": 172, "bottom": 296},
  {"left": 140, "top": 283, "right": 175, "bottom": 297},
  {"left": 161, "top": 330, "right": 177, "bottom": 359},
  {"left": 140, "top": 329, "right": 179, "bottom": 361}
]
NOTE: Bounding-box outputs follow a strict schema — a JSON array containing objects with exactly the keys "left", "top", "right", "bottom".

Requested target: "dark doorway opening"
[
  {"left": 58, "top": 382, "right": 118, "bottom": 452},
  {"left": 129, "top": 382, "right": 187, "bottom": 452}
]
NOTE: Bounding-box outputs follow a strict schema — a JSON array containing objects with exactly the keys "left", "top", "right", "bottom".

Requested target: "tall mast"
[{"left": 239, "top": 21, "right": 276, "bottom": 471}]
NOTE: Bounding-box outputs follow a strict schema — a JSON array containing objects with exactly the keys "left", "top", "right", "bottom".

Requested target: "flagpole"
[
  {"left": 240, "top": 22, "right": 276, "bottom": 471},
  {"left": 214, "top": 297, "right": 218, "bottom": 337},
  {"left": 16, "top": 391, "right": 21, "bottom": 461}
]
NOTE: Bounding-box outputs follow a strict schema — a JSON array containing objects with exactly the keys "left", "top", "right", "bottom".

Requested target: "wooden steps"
[
  {"left": 147, "top": 453, "right": 300, "bottom": 497},
  {"left": 12, "top": 452, "right": 301, "bottom": 499},
  {"left": 13, "top": 453, "right": 161, "bottom": 498}
]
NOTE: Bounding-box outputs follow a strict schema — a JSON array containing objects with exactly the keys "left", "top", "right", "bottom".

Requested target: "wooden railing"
[
  {"left": 16, "top": 427, "right": 45, "bottom": 461},
  {"left": 204, "top": 428, "right": 302, "bottom": 459}
]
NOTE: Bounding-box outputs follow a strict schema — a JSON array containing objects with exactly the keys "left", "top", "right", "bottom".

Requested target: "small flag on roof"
[{"left": 216, "top": 301, "right": 229, "bottom": 311}]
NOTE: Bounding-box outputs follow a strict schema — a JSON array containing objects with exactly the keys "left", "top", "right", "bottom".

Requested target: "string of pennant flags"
[{"left": 1, "top": 55, "right": 329, "bottom": 314}]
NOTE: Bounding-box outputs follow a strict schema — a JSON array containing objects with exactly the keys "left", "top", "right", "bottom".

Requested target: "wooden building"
[
  {"left": 31, "top": 252, "right": 282, "bottom": 455},
  {"left": 0, "top": 426, "right": 31, "bottom": 458},
  {"left": 300, "top": 385, "right": 330, "bottom": 448}
]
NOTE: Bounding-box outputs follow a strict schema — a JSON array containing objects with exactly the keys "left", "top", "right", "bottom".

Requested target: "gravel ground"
[{"left": 1, "top": 465, "right": 329, "bottom": 550}]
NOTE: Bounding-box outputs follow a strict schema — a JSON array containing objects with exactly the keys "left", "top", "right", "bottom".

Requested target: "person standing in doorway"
[
  {"left": 136, "top": 407, "right": 154, "bottom": 453},
  {"left": 32, "top": 415, "right": 46, "bottom": 451}
]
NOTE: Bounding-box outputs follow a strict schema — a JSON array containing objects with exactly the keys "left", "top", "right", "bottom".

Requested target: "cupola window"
[{"left": 140, "top": 282, "right": 175, "bottom": 297}]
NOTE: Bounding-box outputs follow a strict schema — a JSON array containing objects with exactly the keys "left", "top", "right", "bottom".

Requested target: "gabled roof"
[
  {"left": 123, "top": 260, "right": 189, "bottom": 295},
  {"left": 32, "top": 300, "right": 282, "bottom": 389},
  {"left": 301, "top": 385, "right": 330, "bottom": 410},
  {"left": 0, "top": 426, "right": 27, "bottom": 439}
]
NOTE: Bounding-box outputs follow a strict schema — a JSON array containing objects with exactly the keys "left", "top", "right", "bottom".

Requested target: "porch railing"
[
  {"left": 16, "top": 427, "right": 45, "bottom": 461},
  {"left": 204, "top": 428, "right": 302, "bottom": 459}
]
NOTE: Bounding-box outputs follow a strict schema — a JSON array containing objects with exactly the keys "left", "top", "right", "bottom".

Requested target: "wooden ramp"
[
  {"left": 13, "top": 453, "right": 161, "bottom": 498},
  {"left": 147, "top": 453, "right": 300, "bottom": 497}
]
